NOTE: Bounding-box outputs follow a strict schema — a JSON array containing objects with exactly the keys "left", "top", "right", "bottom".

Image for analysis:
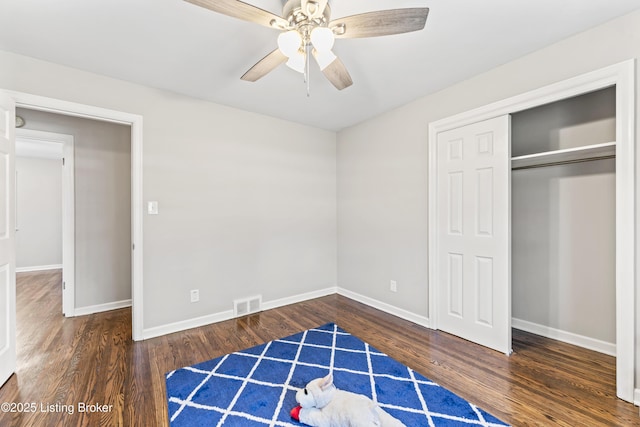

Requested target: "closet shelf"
[{"left": 511, "top": 142, "right": 616, "bottom": 170}]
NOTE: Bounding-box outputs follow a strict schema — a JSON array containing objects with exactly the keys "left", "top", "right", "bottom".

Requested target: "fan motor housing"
[{"left": 283, "top": 0, "right": 331, "bottom": 27}]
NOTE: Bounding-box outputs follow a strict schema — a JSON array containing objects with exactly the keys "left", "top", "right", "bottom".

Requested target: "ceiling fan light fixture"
[
  {"left": 286, "top": 50, "right": 306, "bottom": 73},
  {"left": 277, "top": 30, "right": 302, "bottom": 58},
  {"left": 312, "top": 48, "right": 336, "bottom": 71},
  {"left": 186, "top": 0, "right": 429, "bottom": 92},
  {"left": 310, "top": 26, "right": 334, "bottom": 52}
]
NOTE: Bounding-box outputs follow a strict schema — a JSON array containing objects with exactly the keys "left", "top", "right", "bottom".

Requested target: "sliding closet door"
[{"left": 435, "top": 115, "right": 511, "bottom": 355}]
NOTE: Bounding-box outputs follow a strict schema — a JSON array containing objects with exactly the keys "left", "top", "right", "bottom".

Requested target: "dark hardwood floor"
[{"left": 0, "top": 270, "right": 637, "bottom": 426}]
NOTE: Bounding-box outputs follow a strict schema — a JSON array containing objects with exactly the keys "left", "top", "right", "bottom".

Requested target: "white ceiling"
[{"left": 2, "top": 0, "right": 639, "bottom": 131}]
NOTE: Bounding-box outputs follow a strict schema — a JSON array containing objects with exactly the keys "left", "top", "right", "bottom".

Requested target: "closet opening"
[
  {"left": 428, "top": 59, "right": 635, "bottom": 402},
  {"left": 511, "top": 86, "right": 617, "bottom": 356}
]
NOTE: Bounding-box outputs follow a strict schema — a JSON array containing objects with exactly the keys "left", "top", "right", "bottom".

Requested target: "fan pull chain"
[{"left": 305, "top": 43, "right": 311, "bottom": 97}]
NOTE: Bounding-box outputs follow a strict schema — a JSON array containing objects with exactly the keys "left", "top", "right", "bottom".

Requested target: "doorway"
[
  {"left": 428, "top": 60, "right": 635, "bottom": 402},
  {"left": 7, "top": 90, "right": 144, "bottom": 341},
  {"left": 510, "top": 88, "right": 617, "bottom": 356},
  {"left": 16, "top": 109, "right": 132, "bottom": 317},
  {"left": 15, "top": 129, "right": 74, "bottom": 316}
]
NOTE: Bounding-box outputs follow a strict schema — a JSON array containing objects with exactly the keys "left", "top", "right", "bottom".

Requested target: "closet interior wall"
[{"left": 511, "top": 87, "right": 617, "bottom": 350}]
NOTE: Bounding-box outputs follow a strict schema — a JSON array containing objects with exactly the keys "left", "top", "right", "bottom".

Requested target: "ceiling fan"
[{"left": 184, "top": 0, "right": 429, "bottom": 91}]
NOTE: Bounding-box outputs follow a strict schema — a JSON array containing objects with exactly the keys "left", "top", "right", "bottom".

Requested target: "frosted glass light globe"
[
  {"left": 286, "top": 51, "right": 306, "bottom": 73},
  {"left": 310, "top": 27, "right": 334, "bottom": 52},
  {"left": 278, "top": 30, "right": 302, "bottom": 58}
]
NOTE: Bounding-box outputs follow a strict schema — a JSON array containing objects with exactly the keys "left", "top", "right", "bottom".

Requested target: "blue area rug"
[{"left": 166, "top": 323, "right": 509, "bottom": 426}]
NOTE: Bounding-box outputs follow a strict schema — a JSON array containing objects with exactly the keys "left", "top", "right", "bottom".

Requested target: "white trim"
[
  {"left": 337, "top": 287, "right": 431, "bottom": 329},
  {"left": 261, "top": 286, "right": 337, "bottom": 311},
  {"left": 16, "top": 129, "right": 75, "bottom": 318},
  {"left": 15, "top": 128, "right": 70, "bottom": 145},
  {"left": 138, "top": 286, "right": 432, "bottom": 342},
  {"left": 9, "top": 92, "right": 139, "bottom": 126},
  {"left": 428, "top": 59, "right": 635, "bottom": 402},
  {"left": 634, "top": 389, "right": 640, "bottom": 407},
  {"left": 613, "top": 60, "right": 636, "bottom": 404},
  {"left": 142, "top": 309, "right": 236, "bottom": 340},
  {"left": 16, "top": 264, "right": 62, "bottom": 273},
  {"left": 5, "top": 89, "right": 145, "bottom": 341},
  {"left": 428, "top": 61, "right": 631, "bottom": 133},
  {"left": 15, "top": 139, "right": 63, "bottom": 159},
  {"left": 73, "top": 299, "right": 132, "bottom": 317},
  {"left": 512, "top": 318, "right": 616, "bottom": 357},
  {"left": 140, "top": 283, "right": 434, "bottom": 340},
  {"left": 130, "top": 118, "right": 143, "bottom": 341},
  {"left": 142, "top": 286, "right": 338, "bottom": 340},
  {"left": 62, "top": 135, "right": 74, "bottom": 317}
]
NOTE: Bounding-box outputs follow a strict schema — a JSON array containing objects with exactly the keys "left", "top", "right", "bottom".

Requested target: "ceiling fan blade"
[
  {"left": 320, "top": 56, "right": 353, "bottom": 90},
  {"left": 241, "top": 49, "right": 288, "bottom": 82},
  {"left": 331, "top": 8, "right": 429, "bottom": 39},
  {"left": 184, "top": 0, "right": 288, "bottom": 29}
]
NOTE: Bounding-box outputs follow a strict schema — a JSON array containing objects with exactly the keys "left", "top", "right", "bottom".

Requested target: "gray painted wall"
[
  {"left": 15, "top": 156, "right": 62, "bottom": 270},
  {"left": 337, "top": 10, "right": 640, "bottom": 383},
  {"left": 16, "top": 108, "right": 132, "bottom": 309},
  {"left": 1, "top": 52, "right": 337, "bottom": 330}
]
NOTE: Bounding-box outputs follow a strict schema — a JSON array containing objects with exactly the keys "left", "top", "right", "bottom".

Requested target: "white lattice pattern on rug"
[{"left": 166, "top": 323, "right": 510, "bottom": 426}]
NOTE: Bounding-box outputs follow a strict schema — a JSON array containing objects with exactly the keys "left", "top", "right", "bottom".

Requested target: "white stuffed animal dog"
[{"left": 290, "top": 373, "right": 406, "bottom": 427}]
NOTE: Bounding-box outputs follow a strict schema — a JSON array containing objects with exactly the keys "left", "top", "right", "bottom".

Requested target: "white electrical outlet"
[
  {"left": 390, "top": 280, "right": 397, "bottom": 292},
  {"left": 190, "top": 289, "right": 200, "bottom": 303}
]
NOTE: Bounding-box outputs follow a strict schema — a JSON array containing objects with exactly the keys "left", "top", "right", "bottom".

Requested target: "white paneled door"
[
  {"left": 435, "top": 115, "right": 511, "bottom": 354},
  {"left": 0, "top": 91, "right": 16, "bottom": 387}
]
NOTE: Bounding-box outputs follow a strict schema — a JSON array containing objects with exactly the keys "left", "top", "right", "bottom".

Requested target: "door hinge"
[
  {"left": 63, "top": 281, "right": 66, "bottom": 290},
  {"left": 62, "top": 157, "right": 65, "bottom": 166},
  {"left": 132, "top": 243, "right": 135, "bottom": 250}
]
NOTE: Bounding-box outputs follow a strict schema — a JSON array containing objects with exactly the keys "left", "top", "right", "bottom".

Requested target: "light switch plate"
[{"left": 147, "top": 201, "right": 159, "bottom": 215}]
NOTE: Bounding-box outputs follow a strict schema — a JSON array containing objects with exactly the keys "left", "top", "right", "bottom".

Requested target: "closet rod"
[{"left": 511, "top": 154, "right": 615, "bottom": 171}]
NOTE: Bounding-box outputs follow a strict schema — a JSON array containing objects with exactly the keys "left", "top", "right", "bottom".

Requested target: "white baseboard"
[
  {"left": 73, "top": 299, "right": 132, "bottom": 317},
  {"left": 337, "top": 287, "right": 431, "bottom": 329},
  {"left": 634, "top": 389, "right": 640, "bottom": 407},
  {"left": 16, "top": 264, "right": 62, "bottom": 273},
  {"left": 141, "top": 286, "right": 339, "bottom": 340},
  {"left": 142, "top": 309, "right": 237, "bottom": 340},
  {"left": 261, "top": 286, "right": 337, "bottom": 311},
  {"left": 512, "top": 318, "right": 616, "bottom": 356},
  {"left": 141, "top": 286, "right": 429, "bottom": 341}
]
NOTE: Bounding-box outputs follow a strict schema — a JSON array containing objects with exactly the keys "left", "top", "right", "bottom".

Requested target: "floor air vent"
[{"left": 234, "top": 295, "right": 262, "bottom": 317}]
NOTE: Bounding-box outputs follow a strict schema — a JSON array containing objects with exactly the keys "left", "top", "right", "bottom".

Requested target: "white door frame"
[
  {"left": 428, "top": 59, "right": 635, "bottom": 402},
  {"left": 5, "top": 90, "right": 144, "bottom": 341},
  {"left": 0, "top": 92, "right": 16, "bottom": 388},
  {"left": 15, "top": 129, "right": 74, "bottom": 316}
]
